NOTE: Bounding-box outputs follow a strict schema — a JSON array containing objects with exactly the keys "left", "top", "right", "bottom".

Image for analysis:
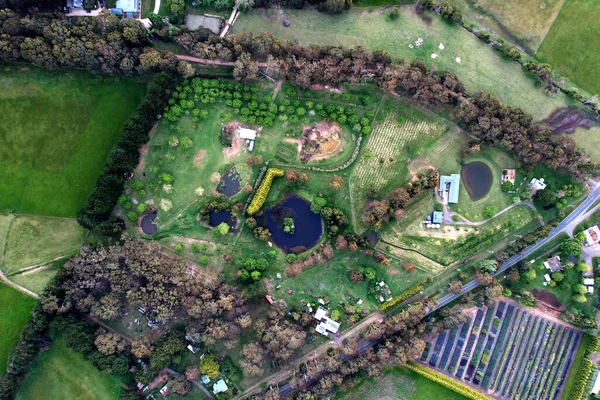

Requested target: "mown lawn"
[
  {"left": 561, "top": 333, "right": 593, "bottom": 400},
  {"left": 17, "top": 337, "right": 126, "bottom": 400},
  {"left": 569, "top": 125, "right": 600, "bottom": 163},
  {"left": 336, "top": 366, "right": 468, "bottom": 400},
  {"left": 232, "top": 6, "right": 571, "bottom": 120},
  {"left": 0, "top": 284, "right": 37, "bottom": 374},
  {"left": 2, "top": 215, "right": 85, "bottom": 275},
  {"left": 0, "top": 66, "right": 146, "bottom": 217},
  {"left": 536, "top": 0, "right": 600, "bottom": 96},
  {"left": 450, "top": 147, "right": 520, "bottom": 221},
  {"left": 446, "top": 0, "right": 566, "bottom": 52}
]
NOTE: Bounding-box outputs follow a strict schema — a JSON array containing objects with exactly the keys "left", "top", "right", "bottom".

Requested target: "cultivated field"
[
  {"left": 0, "top": 284, "right": 37, "bottom": 374},
  {"left": 17, "top": 337, "right": 126, "bottom": 400},
  {"left": 420, "top": 300, "right": 582, "bottom": 400},
  {"left": 536, "top": 0, "right": 600, "bottom": 96},
  {"left": 0, "top": 66, "right": 146, "bottom": 217},
  {"left": 447, "top": 0, "right": 566, "bottom": 52},
  {"left": 232, "top": 6, "right": 571, "bottom": 120}
]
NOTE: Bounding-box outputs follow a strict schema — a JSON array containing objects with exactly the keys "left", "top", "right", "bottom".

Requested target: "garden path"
[{"left": 442, "top": 201, "right": 536, "bottom": 226}]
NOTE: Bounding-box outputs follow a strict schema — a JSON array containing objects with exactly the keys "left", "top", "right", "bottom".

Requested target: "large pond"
[
  {"left": 140, "top": 211, "right": 158, "bottom": 235},
  {"left": 461, "top": 161, "right": 493, "bottom": 201},
  {"left": 217, "top": 166, "right": 242, "bottom": 198},
  {"left": 256, "top": 194, "right": 324, "bottom": 254}
]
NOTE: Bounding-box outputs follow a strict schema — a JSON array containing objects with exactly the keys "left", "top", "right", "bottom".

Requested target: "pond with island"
[
  {"left": 209, "top": 209, "right": 236, "bottom": 229},
  {"left": 256, "top": 194, "right": 324, "bottom": 254},
  {"left": 461, "top": 161, "right": 493, "bottom": 201}
]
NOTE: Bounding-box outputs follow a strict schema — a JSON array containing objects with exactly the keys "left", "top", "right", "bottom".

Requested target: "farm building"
[
  {"left": 530, "top": 178, "right": 547, "bottom": 191},
  {"left": 583, "top": 225, "right": 600, "bottom": 246},
  {"left": 238, "top": 127, "right": 257, "bottom": 152},
  {"left": 543, "top": 256, "right": 563, "bottom": 273},
  {"left": 439, "top": 174, "right": 460, "bottom": 204},
  {"left": 432, "top": 211, "right": 443, "bottom": 224},
  {"left": 501, "top": 169, "right": 516, "bottom": 184},
  {"left": 213, "top": 379, "right": 229, "bottom": 394}
]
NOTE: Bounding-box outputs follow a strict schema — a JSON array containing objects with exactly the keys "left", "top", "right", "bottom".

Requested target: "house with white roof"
[
  {"left": 213, "top": 379, "right": 229, "bottom": 394},
  {"left": 237, "top": 127, "right": 257, "bottom": 152},
  {"left": 530, "top": 178, "right": 547, "bottom": 191},
  {"left": 314, "top": 306, "right": 340, "bottom": 336}
]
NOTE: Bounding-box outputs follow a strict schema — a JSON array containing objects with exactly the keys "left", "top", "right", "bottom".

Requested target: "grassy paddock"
[
  {"left": 446, "top": 0, "right": 566, "bottom": 52},
  {"left": 232, "top": 6, "right": 571, "bottom": 120},
  {"left": 0, "top": 284, "right": 36, "bottom": 374},
  {"left": 0, "top": 66, "right": 146, "bottom": 217},
  {"left": 450, "top": 147, "right": 519, "bottom": 221},
  {"left": 561, "top": 333, "right": 593, "bottom": 400},
  {"left": 2, "top": 215, "right": 86, "bottom": 275},
  {"left": 17, "top": 337, "right": 126, "bottom": 400},
  {"left": 536, "top": 0, "right": 600, "bottom": 96},
  {"left": 336, "top": 365, "right": 468, "bottom": 400}
]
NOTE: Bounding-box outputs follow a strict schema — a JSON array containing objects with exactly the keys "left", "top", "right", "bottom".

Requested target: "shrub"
[
  {"left": 434, "top": 203, "right": 443, "bottom": 212},
  {"left": 482, "top": 205, "right": 498, "bottom": 219},
  {"left": 247, "top": 168, "right": 285, "bottom": 215},
  {"left": 130, "top": 179, "right": 144, "bottom": 191},
  {"left": 379, "top": 283, "right": 424, "bottom": 312},
  {"left": 388, "top": 6, "right": 400, "bottom": 19},
  {"left": 136, "top": 203, "right": 148, "bottom": 214},
  {"left": 127, "top": 212, "right": 138, "bottom": 222}
]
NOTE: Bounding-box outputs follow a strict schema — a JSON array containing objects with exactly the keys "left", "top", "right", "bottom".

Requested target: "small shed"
[
  {"left": 432, "top": 211, "right": 443, "bottom": 224},
  {"left": 584, "top": 225, "right": 600, "bottom": 246},
  {"left": 238, "top": 128, "right": 257, "bottom": 140},
  {"left": 543, "top": 274, "right": 551, "bottom": 283},
  {"left": 530, "top": 178, "right": 547, "bottom": 191},
  {"left": 201, "top": 375, "right": 210, "bottom": 384}
]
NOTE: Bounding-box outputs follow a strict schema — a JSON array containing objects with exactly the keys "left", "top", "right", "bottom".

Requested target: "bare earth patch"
[
  {"left": 194, "top": 149, "right": 206, "bottom": 167},
  {"left": 299, "top": 120, "right": 345, "bottom": 162},
  {"left": 543, "top": 106, "right": 598, "bottom": 134}
]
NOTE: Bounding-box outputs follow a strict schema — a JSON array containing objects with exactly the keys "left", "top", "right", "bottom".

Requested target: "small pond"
[
  {"left": 140, "top": 211, "right": 158, "bottom": 235},
  {"left": 256, "top": 194, "right": 324, "bottom": 254},
  {"left": 461, "top": 161, "right": 492, "bottom": 201},
  {"left": 209, "top": 209, "right": 236, "bottom": 228},
  {"left": 217, "top": 166, "right": 242, "bottom": 198}
]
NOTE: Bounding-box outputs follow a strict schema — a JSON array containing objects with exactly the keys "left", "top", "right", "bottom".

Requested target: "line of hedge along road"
[{"left": 77, "top": 72, "right": 180, "bottom": 235}]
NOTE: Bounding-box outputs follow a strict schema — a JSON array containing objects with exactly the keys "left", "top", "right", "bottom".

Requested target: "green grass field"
[
  {"left": 232, "top": 6, "right": 571, "bottom": 120},
  {"left": 17, "top": 337, "right": 126, "bottom": 400},
  {"left": 2, "top": 215, "right": 85, "bottom": 275},
  {"left": 561, "top": 333, "right": 593, "bottom": 400},
  {"left": 336, "top": 366, "right": 468, "bottom": 400},
  {"left": 536, "top": 0, "right": 600, "bottom": 95},
  {"left": 447, "top": 0, "right": 566, "bottom": 53},
  {"left": 0, "top": 66, "right": 146, "bottom": 217},
  {"left": 450, "top": 147, "right": 520, "bottom": 221},
  {"left": 0, "top": 284, "right": 37, "bottom": 374},
  {"left": 569, "top": 126, "right": 600, "bottom": 163}
]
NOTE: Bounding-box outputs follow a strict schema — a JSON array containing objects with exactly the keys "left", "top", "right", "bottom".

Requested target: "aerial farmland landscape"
[{"left": 1, "top": 0, "right": 600, "bottom": 400}]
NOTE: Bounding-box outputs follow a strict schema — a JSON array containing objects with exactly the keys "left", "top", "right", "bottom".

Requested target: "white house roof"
[
  {"left": 530, "top": 178, "right": 547, "bottom": 191},
  {"left": 584, "top": 278, "right": 595, "bottom": 286},
  {"left": 316, "top": 316, "right": 340, "bottom": 336},
  {"left": 238, "top": 127, "right": 256, "bottom": 140},
  {"left": 593, "top": 372, "right": 600, "bottom": 394},
  {"left": 314, "top": 306, "right": 328, "bottom": 321},
  {"left": 588, "top": 286, "right": 595, "bottom": 294},
  {"left": 213, "top": 379, "right": 228, "bottom": 394}
]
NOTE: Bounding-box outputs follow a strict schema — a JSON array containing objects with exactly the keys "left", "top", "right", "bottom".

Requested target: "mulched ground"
[{"left": 543, "top": 105, "right": 598, "bottom": 134}]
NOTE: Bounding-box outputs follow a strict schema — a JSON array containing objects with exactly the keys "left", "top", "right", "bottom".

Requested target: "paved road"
[{"left": 433, "top": 181, "right": 600, "bottom": 312}]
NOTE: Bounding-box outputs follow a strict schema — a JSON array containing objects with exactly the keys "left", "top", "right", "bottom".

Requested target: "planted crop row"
[
  {"left": 406, "top": 362, "right": 494, "bottom": 400},
  {"left": 481, "top": 305, "right": 515, "bottom": 388}
]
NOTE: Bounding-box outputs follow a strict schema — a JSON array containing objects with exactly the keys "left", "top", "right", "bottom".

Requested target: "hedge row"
[
  {"left": 568, "top": 335, "right": 600, "bottom": 400},
  {"left": 379, "top": 283, "right": 424, "bottom": 312},
  {"left": 77, "top": 72, "right": 179, "bottom": 234},
  {"left": 247, "top": 168, "right": 284, "bottom": 215},
  {"left": 406, "top": 362, "right": 493, "bottom": 400}
]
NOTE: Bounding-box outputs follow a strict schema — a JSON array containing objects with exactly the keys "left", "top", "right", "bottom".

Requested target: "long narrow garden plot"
[{"left": 419, "top": 300, "right": 583, "bottom": 400}]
